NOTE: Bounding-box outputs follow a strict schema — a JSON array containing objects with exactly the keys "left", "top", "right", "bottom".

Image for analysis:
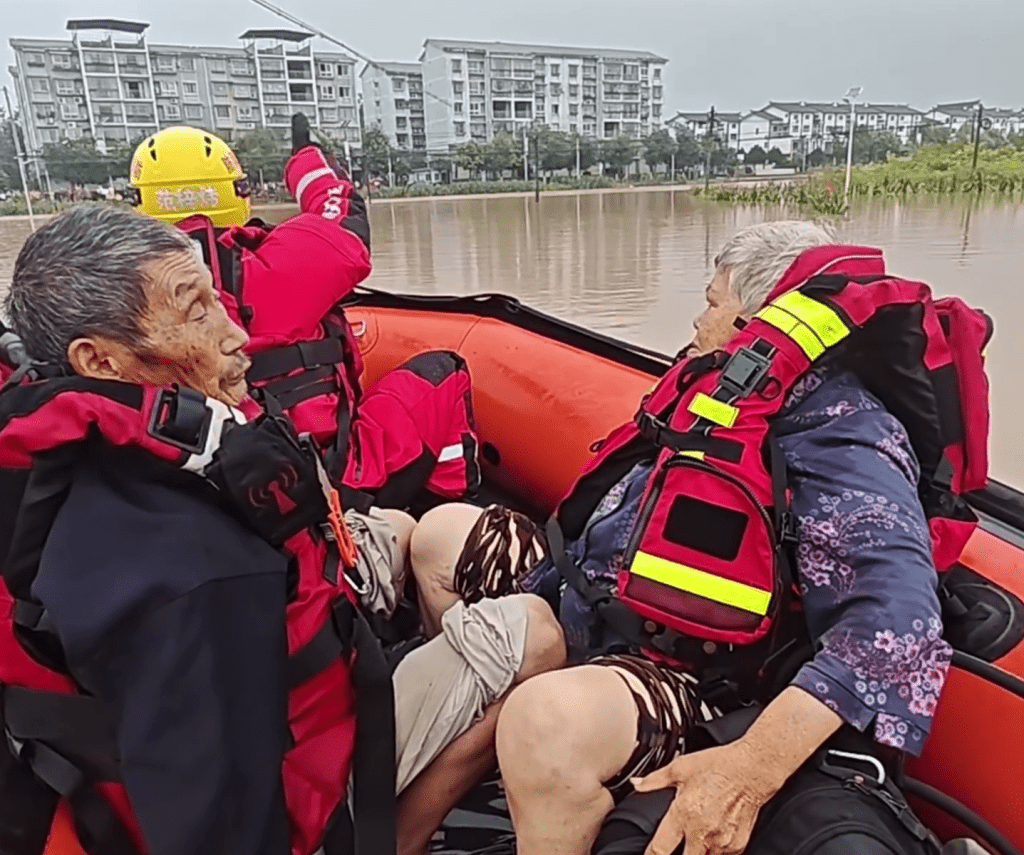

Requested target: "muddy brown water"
[{"left": 1, "top": 190, "right": 1021, "bottom": 485}]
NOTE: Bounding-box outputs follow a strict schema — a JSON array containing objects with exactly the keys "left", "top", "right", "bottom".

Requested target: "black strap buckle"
[
  {"left": 779, "top": 510, "right": 800, "bottom": 547},
  {"left": 147, "top": 387, "right": 213, "bottom": 455},
  {"left": 636, "top": 411, "right": 668, "bottom": 445},
  {"left": 719, "top": 345, "right": 773, "bottom": 398}
]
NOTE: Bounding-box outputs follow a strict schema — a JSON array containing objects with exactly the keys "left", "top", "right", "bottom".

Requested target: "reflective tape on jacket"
[
  {"left": 629, "top": 550, "right": 773, "bottom": 615},
  {"left": 756, "top": 290, "right": 850, "bottom": 360},
  {"left": 687, "top": 392, "right": 739, "bottom": 428}
]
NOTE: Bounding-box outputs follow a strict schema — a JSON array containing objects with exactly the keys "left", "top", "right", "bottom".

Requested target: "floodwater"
[{"left": 1, "top": 189, "right": 1022, "bottom": 485}]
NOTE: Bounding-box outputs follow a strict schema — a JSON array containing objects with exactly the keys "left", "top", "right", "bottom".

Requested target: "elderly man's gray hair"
[
  {"left": 716, "top": 221, "right": 836, "bottom": 314},
  {"left": 6, "top": 204, "right": 193, "bottom": 364}
]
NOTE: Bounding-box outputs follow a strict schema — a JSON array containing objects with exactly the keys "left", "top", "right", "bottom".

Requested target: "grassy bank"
[{"left": 697, "top": 144, "right": 1024, "bottom": 213}]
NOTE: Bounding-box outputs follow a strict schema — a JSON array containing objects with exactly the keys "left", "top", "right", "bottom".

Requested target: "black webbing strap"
[
  {"left": 767, "top": 435, "right": 797, "bottom": 596},
  {"left": 248, "top": 338, "right": 348, "bottom": 384},
  {"left": 273, "top": 379, "right": 339, "bottom": 411},
  {"left": 283, "top": 592, "right": 396, "bottom": 855},
  {"left": 3, "top": 690, "right": 141, "bottom": 855},
  {"left": 636, "top": 413, "right": 744, "bottom": 463},
  {"left": 261, "top": 365, "right": 338, "bottom": 403},
  {"left": 3, "top": 686, "right": 120, "bottom": 778}
]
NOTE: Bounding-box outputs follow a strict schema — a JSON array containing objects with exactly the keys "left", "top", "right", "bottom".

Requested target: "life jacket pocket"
[{"left": 618, "top": 451, "right": 780, "bottom": 647}]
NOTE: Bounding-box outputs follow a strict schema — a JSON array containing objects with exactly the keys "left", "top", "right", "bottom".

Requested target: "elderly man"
[
  {"left": 413, "top": 221, "right": 954, "bottom": 855},
  {"left": 0, "top": 205, "right": 564, "bottom": 855}
]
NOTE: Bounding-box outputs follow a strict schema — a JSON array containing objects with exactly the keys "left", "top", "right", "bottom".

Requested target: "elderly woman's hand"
[
  {"left": 632, "top": 739, "right": 770, "bottom": 855},
  {"left": 632, "top": 686, "right": 844, "bottom": 855}
]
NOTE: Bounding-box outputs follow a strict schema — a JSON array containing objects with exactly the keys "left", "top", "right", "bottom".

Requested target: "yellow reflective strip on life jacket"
[
  {"left": 687, "top": 392, "right": 739, "bottom": 428},
  {"left": 755, "top": 303, "right": 825, "bottom": 360},
  {"left": 630, "top": 551, "right": 772, "bottom": 615},
  {"left": 676, "top": 449, "right": 706, "bottom": 460},
  {"left": 773, "top": 291, "right": 851, "bottom": 348}
]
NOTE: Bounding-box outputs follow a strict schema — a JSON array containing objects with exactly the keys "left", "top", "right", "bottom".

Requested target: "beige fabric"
[
  {"left": 392, "top": 595, "right": 531, "bottom": 794},
  {"left": 344, "top": 507, "right": 403, "bottom": 618}
]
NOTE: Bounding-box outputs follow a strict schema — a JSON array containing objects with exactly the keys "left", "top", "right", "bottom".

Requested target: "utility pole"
[
  {"left": 575, "top": 134, "right": 580, "bottom": 178},
  {"left": 972, "top": 102, "right": 984, "bottom": 171},
  {"left": 533, "top": 128, "right": 540, "bottom": 202},
  {"left": 704, "top": 105, "right": 715, "bottom": 191},
  {"left": 843, "top": 86, "right": 862, "bottom": 200},
  {"left": 670, "top": 150, "right": 675, "bottom": 182},
  {"left": 3, "top": 86, "right": 35, "bottom": 231},
  {"left": 522, "top": 130, "right": 529, "bottom": 181}
]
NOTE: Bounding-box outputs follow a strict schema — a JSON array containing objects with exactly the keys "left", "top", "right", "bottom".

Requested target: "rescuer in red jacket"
[{"left": 128, "top": 121, "right": 480, "bottom": 516}]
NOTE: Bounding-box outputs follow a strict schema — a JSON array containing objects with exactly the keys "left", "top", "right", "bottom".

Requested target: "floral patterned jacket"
[
  {"left": 527, "top": 367, "right": 951, "bottom": 756},
  {"left": 773, "top": 368, "right": 951, "bottom": 754}
]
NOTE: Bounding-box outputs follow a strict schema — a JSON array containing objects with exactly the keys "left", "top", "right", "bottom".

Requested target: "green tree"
[
  {"left": 575, "top": 134, "right": 599, "bottom": 172},
  {"left": 744, "top": 144, "right": 768, "bottom": 166},
  {"left": 674, "top": 128, "right": 703, "bottom": 171},
  {"left": 0, "top": 112, "right": 21, "bottom": 193},
  {"left": 43, "top": 138, "right": 109, "bottom": 186},
  {"left": 642, "top": 129, "right": 677, "bottom": 172},
  {"left": 482, "top": 131, "right": 522, "bottom": 178},
  {"left": 360, "top": 125, "right": 392, "bottom": 180},
  {"left": 453, "top": 140, "right": 485, "bottom": 178},
  {"left": 918, "top": 124, "right": 951, "bottom": 146},
  {"left": 600, "top": 135, "right": 639, "bottom": 177},
  {"left": 852, "top": 128, "right": 904, "bottom": 164},
  {"left": 234, "top": 128, "right": 287, "bottom": 183},
  {"left": 537, "top": 128, "right": 574, "bottom": 174},
  {"left": 767, "top": 146, "right": 789, "bottom": 167}
]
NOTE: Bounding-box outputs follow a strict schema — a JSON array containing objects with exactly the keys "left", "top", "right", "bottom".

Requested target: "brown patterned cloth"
[{"left": 452, "top": 505, "right": 548, "bottom": 604}]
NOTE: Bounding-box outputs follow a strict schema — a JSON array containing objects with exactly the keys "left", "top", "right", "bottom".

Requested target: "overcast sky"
[{"left": 1, "top": 0, "right": 1021, "bottom": 113}]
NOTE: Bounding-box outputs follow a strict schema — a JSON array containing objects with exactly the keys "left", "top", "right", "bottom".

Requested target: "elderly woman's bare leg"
[
  {"left": 409, "top": 503, "right": 486, "bottom": 635},
  {"left": 496, "top": 665, "right": 640, "bottom": 855}
]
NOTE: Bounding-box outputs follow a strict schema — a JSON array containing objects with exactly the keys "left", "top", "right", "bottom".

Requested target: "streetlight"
[{"left": 843, "top": 86, "right": 862, "bottom": 199}]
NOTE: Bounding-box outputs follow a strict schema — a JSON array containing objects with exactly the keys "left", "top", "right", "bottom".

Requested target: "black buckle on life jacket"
[
  {"left": 719, "top": 345, "right": 773, "bottom": 398},
  {"left": 147, "top": 387, "right": 212, "bottom": 455},
  {"left": 697, "top": 670, "right": 743, "bottom": 707},
  {"left": 778, "top": 510, "right": 800, "bottom": 547}
]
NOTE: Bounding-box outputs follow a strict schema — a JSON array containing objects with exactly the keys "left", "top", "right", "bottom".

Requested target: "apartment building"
[
  {"left": 418, "top": 39, "right": 667, "bottom": 152},
  {"left": 360, "top": 61, "right": 426, "bottom": 152},
  {"left": 928, "top": 101, "right": 1023, "bottom": 136},
  {"left": 669, "top": 111, "right": 742, "bottom": 148},
  {"left": 8, "top": 19, "right": 361, "bottom": 162}
]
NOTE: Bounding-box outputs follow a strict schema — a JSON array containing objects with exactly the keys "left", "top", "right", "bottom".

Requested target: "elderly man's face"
[
  {"left": 688, "top": 266, "right": 745, "bottom": 357},
  {"left": 69, "top": 249, "right": 250, "bottom": 405}
]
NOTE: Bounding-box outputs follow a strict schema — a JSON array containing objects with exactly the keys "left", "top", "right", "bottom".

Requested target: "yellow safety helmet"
[{"left": 128, "top": 126, "right": 252, "bottom": 227}]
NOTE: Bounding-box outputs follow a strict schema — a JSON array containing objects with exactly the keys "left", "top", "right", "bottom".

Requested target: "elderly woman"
[{"left": 411, "top": 221, "right": 949, "bottom": 855}]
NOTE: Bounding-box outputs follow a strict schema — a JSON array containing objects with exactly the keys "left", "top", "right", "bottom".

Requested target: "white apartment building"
[
  {"left": 418, "top": 39, "right": 667, "bottom": 153},
  {"left": 360, "top": 61, "right": 426, "bottom": 152},
  {"left": 9, "top": 19, "right": 361, "bottom": 162},
  {"left": 928, "top": 101, "right": 1023, "bottom": 136},
  {"left": 669, "top": 110, "right": 742, "bottom": 149}
]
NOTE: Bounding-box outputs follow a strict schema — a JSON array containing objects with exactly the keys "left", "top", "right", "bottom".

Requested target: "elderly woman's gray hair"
[
  {"left": 716, "top": 221, "right": 836, "bottom": 314},
  {"left": 6, "top": 204, "right": 193, "bottom": 364}
]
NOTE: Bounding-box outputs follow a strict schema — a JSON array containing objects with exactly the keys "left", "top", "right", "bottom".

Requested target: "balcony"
[
  {"left": 286, "top": 61, "right": 312, "bottom": 80},
  {"left": 84, "top": 62, "right": 116, "bottom": 74},
  {"left": 93, "top": 110, "right": 124, "bottom": 125}
]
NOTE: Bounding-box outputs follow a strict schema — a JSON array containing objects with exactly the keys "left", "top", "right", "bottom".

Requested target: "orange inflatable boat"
[{"left": 41, "top": 288, "right": 1024, "bottom": 855}]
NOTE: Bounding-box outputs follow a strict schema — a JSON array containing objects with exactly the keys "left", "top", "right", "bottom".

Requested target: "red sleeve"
[{"left": 240, "top": 214, "right": 371, "bottom": 347}]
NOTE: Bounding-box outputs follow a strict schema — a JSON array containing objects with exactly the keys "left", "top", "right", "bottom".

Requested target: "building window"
[
  {"left": 468, "top": 60, "right": 484, "bottom": 74},
  {"left": 550, "top": 64, "right": 561, "bottom": 77},
  {"left": 236, "top": 105, "right": 254, "bottom": 120},
  {"left": 184, "top": 104, "right": 203, "bottom": 120},
  {"left": 453, "top": 81, "right": 464, "bottom": 96},
  {"left": 35, "top": 106, "right": 57, "bottom": 125},
  {"left": 551, "top": 103, "right": 559, "bottom": 117},
  {"left": 514, "top": 101, "right": 532, "bottom": 119},
  {"left": 264, "top": 82, "right": 287, "bottom": 101},
  {"left": 161, "top": 103, "right": 182, "bottom": 121},
  {"left": 182, "top": 81, "right": 199, "bottom": 101},
  {"left": 318, "top": 62, "right": 334, "bottom": 77},
  {"left": 569, "top": 85, "right": 579, "bottom": 99},
  {"left": 454, "top": 121, "right": 465, "bottom": 135},
  {"left": 454, "top": 102, "right": 463, "bottom": 114},
  {"left": 652, "top": 86, "right": 663, "bottom": 100},
  {"left": 52, "top": 53, "right": 72, "bottom": 69},
  {"left": 396, "top": 116, "right": 408, "bottom": 128},
  {"left": 123, "top": 80, "right": 146, "bottom": 100},
  {"left": 155, "top": 56, "right": 177, "bottom": 73},
  {"left": 25, "top": 52, "right": 45, "bottom": 66},
  {"left": 210, "top": 59, "right": 227, "bottom": 73},
  {"left": 338, "top": 86, "right": 351, "bottom": 99},
  {"left": 653, "top": 67, "right": 661, "bottom": 80},
  {"left": 28, "top": 77, "right": 50, "bottom": 94},
  {"left": 231, "top": 59, "right": 253, "bottom": 75},
  {"left": 215, "top": 105, "right": 231, "bottom": 118},
  {"left": 232, "top": 84, "right": 256, "bottom": 99},
  {"left": 319, "top": 85, "right": 335, "bottom": 99},
  {"left": 212, "top": 82, "right": 229, "bottom": 97},
  {"left": 653, "top": 104, "right": 661, "bottom": 118},
  {"left": 393, "top": 77, "right": 405, "bottom": 91},
  {"left": 396, "top": 133, "right": 409, "bottom": 146},
  {"left": 55, "top": 80, "right": 78, "bottom": 95},
  {"left": 335, "top": 64, "right": 350, "bottom": 77},
  {"left": 451, "top": 59, "right": 462, "bottom": 74},
  {"left": 492, "top": 100, "right": 511, "bottom": 119},
  {"left": 469, "top": 101, "right": 482, "bottom": 115},
  {"left": 179, "top": 56, "right": 196, "bottom": 72},
  {"left": 156, "top": 80, "right": 178, "bottom": 97},
  {"left": 569, "top": 103, "right": 579, "bottom": 117}
]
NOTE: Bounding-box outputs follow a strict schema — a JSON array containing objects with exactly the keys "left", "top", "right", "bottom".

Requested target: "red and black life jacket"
[
  {"left": 178, "top": 214, "right": 365, "bottom": 487},
  {"left": 0, "top": 371, "right": 395, "bottom": 855},
  {"left": 552, "top": 245, "right": 992, "bottom": 673}
]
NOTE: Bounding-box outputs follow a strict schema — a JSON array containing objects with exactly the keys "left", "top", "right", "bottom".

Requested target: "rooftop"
[
  {"left": 361, "top": 60, "right": 423, "bottom": 78},
  {"left": 66, "top": 19, "right": 149, "bottom": 34},
  {"left": 239, "top": 29, "right": 312, "bottom": 43},
  {"left": 420, "top": 38, "right": 668, "bottom": 63},
  {"left": 670, "top": 110, "right": 743, "bottom": 123}
]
